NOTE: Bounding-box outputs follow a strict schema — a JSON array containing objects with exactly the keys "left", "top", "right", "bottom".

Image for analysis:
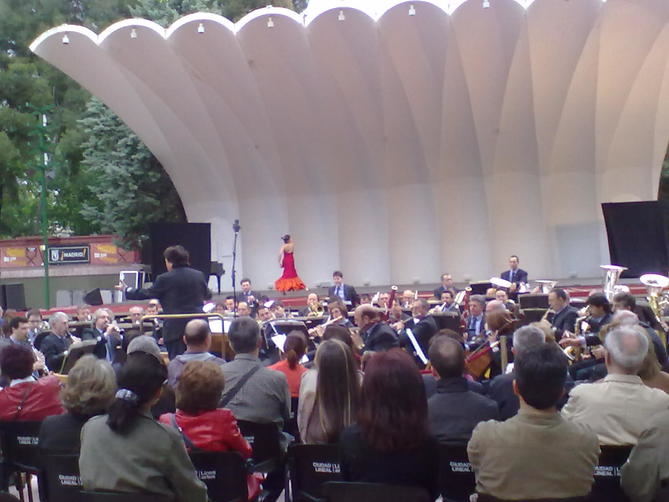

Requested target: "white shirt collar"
[{"left": 10, "top": 376, "right": 36, "bottom": 387}]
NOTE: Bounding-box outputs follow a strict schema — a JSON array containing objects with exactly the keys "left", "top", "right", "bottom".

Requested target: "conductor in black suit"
[
  {"left": 547, "top": 288, "right": 579, "bottom": 341},
  {"left": 500, "top": 255, "right": 528, "bottom": 295},
  {"left": 119, "top": 245, "right": 209, "bottom": 360},
  {"left": 328, "top": 270, "right": 360, "bottom": 307}
]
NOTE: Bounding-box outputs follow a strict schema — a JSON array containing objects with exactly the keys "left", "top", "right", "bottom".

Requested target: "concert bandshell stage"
[{"left": 30, "top": 0, "right": 669, "bottom": 289}]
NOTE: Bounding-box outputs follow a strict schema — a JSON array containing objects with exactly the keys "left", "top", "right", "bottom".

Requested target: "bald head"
[
  {"left": 183, "top": 319, "right": 211, "bottom": 349},
  {"left": 486, "top": 299, "right": 506, "bottom": 313}
]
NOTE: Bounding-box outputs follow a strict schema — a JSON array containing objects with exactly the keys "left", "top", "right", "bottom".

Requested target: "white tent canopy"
[{"left": 31, "top": 0, "right": 669, "bottom": 288}]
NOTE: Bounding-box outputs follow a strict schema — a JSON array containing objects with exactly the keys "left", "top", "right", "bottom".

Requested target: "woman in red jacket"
[
  {"left": 0, "top": 344, "right": 63, "bottom": 421},
  {"left": 159, "top": 360, "right": 259, "bottom": 499}
]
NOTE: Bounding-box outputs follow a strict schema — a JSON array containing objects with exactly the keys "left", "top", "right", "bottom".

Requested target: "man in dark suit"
[
  {"left": 354, "top": 305, "right": 399, "bottom": 353},
  {"left": 40, "top": 312, "right": 74, "bottom": 372},
  {"left": 80, "top": 308, "right": 123, "bottom": 363},
  {"left": 433, "top": 273, "right": 457, "bottom": 299},
  {"left": 120, "top": 245, "right": 210, "bottom": 360},
  {"left": 328, "top": 270, "right": 359, "bottom": 307},
  {"left": 547, "top": 288, "right": 578, "bottom": 341},
  {"left": 465, "top": 295, "right": 486, "bottom": 342},
  {"left": 428, "top": 336, "right": 499, "bottom": 443},
  {"left": 500, "top": 255, "right": 528, "bottom": 295},
  {"left": 399, "top": 299, "right": 438, "bottom": 366},
  {"left": 235, "top": 278, "right": 259, "bottom": 308}
]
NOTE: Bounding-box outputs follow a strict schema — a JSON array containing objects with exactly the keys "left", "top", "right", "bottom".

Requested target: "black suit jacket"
[
  {"left": 236, "top": 290, "right": 260, "bottom": 303},
  {"left": 39, "top": 412, "right": 91, "bottom": 453},
  {"left": 361, "top": 322, "right": 399, "bottom": 352},
  {"left": 126, "top": 265, "right": 209, "bottom": 342},
  {"left": 81, "top": 328, "right": 123, "bottom": 362},
  {"left": 428, "top": 377, "right": 499, "bottom": 444},
  {"left": 584, "top": 312, "right": 614, "bottom": 346},
  {"left": 401, "top": 315, "right": 439, "bottom": 357},
  {"left": 500, "top": 268, "right": 528, "bottom": 285},
  {"left": 40, "top": 332, "right": 73, "bottom": 372},
  {"left": 551, "top": 306, "right": 579, "bottom": 339},
  {"left": 327, "top": 284, "right": 359, "bottom": 306}
]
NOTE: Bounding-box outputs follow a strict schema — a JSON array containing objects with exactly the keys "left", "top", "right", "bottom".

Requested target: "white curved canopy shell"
[{"left": 31, "top": 0, "right": 669, "bottom": 287}]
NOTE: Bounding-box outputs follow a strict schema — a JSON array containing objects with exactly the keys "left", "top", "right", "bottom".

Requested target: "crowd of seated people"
[{"left": 3, "top": 265, "right": 669, "bottom": 502}]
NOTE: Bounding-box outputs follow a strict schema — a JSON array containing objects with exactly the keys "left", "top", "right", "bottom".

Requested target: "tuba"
[
  {"left": 640, "top": 273, "right": 669, "bottom": 333},
  {"left": 601, "top": 265, "right": 628, "bottom": 302}
]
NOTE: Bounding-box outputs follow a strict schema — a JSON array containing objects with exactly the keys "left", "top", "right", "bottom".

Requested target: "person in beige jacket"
[
  {"left": 562, "top": 325, "right": 669, "bottom": 445},
  {"left": 468, "top": 344, "right": 599, "bottom": 500}
]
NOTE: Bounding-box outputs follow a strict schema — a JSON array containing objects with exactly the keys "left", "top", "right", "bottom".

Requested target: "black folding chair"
[
  {"left": 321, "top": 481, "right": 431, "bottom": 502},
  {"left": 590, "top": 445, "right": 632, "bottom": 502},
  {"left": 189, "top": 450, "right": 248, "bottom": 502},
  {"left": 80, "top": 492, "right": 171, "bottom": 502},
  {"left": 286, "top": 444, "right": 342, "bottom": 502},
  {"left": 437, "top": 443, "right": 476, "bottom": 502},
  {"left": 284, "top": 397, "right": 300, "bottom": 444},
  {"left": 237, "top": 420, "right": 283, "bottom": 473},
  {"left": 38, "top": 452, "right": 82, "bottom": 502},
  {"left": 0, "top": 421, "right": 42, "bottom": 502}
]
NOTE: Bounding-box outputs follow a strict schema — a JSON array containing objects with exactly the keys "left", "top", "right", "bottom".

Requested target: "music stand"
[{"left": 59, "top": 339, "right": 98, "bottom": 374}]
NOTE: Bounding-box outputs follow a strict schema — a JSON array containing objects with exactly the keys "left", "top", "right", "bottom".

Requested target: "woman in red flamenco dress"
[{"left": 275, "top": 234, "right": 307, "bottom": 293}]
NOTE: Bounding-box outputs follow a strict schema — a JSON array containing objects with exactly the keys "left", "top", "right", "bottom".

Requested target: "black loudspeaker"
[
  {"left": 2, "top": 283, "right": 26, "bottom": 311},
  {"left": 601, "top": 201, "right": 669, "bottom": 278},
  {"left": 148, "top": 223, "right": 211, "bottom": 279}
]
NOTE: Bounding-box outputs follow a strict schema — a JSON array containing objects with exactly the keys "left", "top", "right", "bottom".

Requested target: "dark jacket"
[
  {"left": 39, "top": 412, "right": 93, "bottom": 453},
  {"left": 551, "top": 306, "right": 579, "bottom": 339},
  {"left": 401, "top": 316, "right": 439, "bottom": 358},
  {"left": 361, "top": 322, "right": 399, "bottom": 352},
  {"left": 428, "top": 377, "right": 499, "bottom": 444},
  {"left": 339, "top": 424, "right": 439, "bottom": 500},
  {"left": 500, "top": 268, "right": 528, "bottom": 285},
  {"left": 80, "top": 327, "right": 123, "bottom": 362},
  {"left": 327, "top": 284, "right": 359, "bottom": 307},
  {"left": 126, "top": 265, "right": 209, "bottom": 342},
  {"left": 422, "top": 374, "right": 484, "bottom": 398},
  {"left": 40, "top": 332, "right": 73, "bottom": 372},
  {"left": 584, "top": 312, "right": 614, "bottom": 346}
]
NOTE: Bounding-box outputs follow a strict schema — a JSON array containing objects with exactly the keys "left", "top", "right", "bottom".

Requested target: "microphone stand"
[{"left": 231, "top": 219, "right": 241, "bottom": 318}]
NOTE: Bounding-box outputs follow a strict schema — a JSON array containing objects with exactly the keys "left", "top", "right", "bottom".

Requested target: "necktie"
[{"left": 509, "top": 270, "right": 514, "bottom": 283}]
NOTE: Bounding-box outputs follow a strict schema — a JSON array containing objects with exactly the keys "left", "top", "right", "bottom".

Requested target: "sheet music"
[{"left": 405, "top": 328, "right": 428, "bottom": 365}]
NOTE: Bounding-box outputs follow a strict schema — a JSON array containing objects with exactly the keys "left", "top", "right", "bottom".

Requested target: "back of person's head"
[
  {"left": 486, "top": 310, "right": 514, "bottom": 333},
  {"left": 61, "top": 355, "right": 116, "bottom": 416},
  {"left": 284, "top": 331, "right": 307, "bottom": 370},
  {"left": 514, "top": 344, "right": 567, "bottom": 410},
  {"left": 428, "top": 336, "right": 464, "bottom": 378},
  {"left": 314, "top": 339, "right": 359, "bottom": 443},
  {"left": 163, "top": 245, "right": 190, "bottom": 266},
  {"left": 512, "top": 325, "right": 546, "bottom": 355},
  {"left": 127, "top": 335, "right": 162, "bottom": 361},
  {"left": 358, "top": 349, "right": 428, "bottom": 452},
  {"left": 612, "top": 309, "right": 639, "bottom": 325},
  {"left": 613, "top": 292, "right": 636, "bottom": 310},
  {"left": 176, "top": 361, "right": 225, "bottom": 415},
  {"left": 0, "top": 344, "right": 34, "bottom": 380},
  {"left": 107, "top": 352, "right": 167, "bottom": 433},
  {"left": 322, "top": 325, "right": 355, "bottom": 352},
  {"left": 228, "top": 317, "right": 260, "bottom": 354},
  {"left": 604, "top": 325, "right": 649, "bottom": 374},
  {"left": 184, "top": 319, "right": 211, "bottom": 347}
]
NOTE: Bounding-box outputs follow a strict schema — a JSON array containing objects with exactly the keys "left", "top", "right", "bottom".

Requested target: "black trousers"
[{"left": 165, "top": 338, "right": 186, "bottom": 360}]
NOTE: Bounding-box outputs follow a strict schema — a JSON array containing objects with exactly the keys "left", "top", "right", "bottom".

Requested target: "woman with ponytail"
[
  {"left": 79, "top": 352, "right": 207, "bottom": 501},
  {"left": 269, "top": 331, "right": 308, "bottom": 397}
]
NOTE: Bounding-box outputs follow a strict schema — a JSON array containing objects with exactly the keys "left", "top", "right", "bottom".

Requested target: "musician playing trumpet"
[{"left": 300, "top": 293, "right": 324, "bottom": 317}]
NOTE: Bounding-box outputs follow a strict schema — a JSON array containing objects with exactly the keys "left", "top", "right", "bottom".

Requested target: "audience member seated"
[
  {"left": 562, "top": 325, "right": 669, "bottom": 445},
  {"left": 167, "top": 319, "right": 224, "bottom": 389},
  {"left": 487, "top": 325, "right": 546, "bottom": 420},
  {"left": 353, "top": 305, "right": 399, "bottom": 353},
  {"left": 298, "top": 339, "right": 360, "bottom": 444},
  {"left": 269, "top": 331, "right": 308, "bottom": 398},
  {"left": 322, "top": 325, "right": 361, "bottom": 367},
  {"left": 79, "top": 352, "right": 207, "bottom": 501},
  {"left": 621, "top": 409, "right": 669, "bottom": 502},
  {"left": 638, "top": 333, "right": 669, "bottom": 394},
  {"left": 0, "top": 344, "right": 63, "bottom": 421},
  {"left": 339, "top": 349, "right": 438, "bottom": 499},
  {"left": 427, "top": 336, "right": 498, "bottom": 444},
  {"left": 220, "top": 317, "right": 290, "bottom": 502},
  {"left": 469, "top": 344, "right": 599, "bottom": 500},
  {"left": 39, "top": 355, "right": 116, "bottom": 453},
  {"left": 40, "top": 312, "right": 75, "bottom": 372}
]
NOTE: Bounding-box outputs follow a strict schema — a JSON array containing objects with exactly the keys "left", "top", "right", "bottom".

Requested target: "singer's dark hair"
[
  {"left": 282, "top": 234, "right": 291, "bottom": 243},
  {"left": 163, "top": 245, "right": 189, "bottom": 266},
  {"left": 107, "top": 352, "right": 166, "bottom": 433}
]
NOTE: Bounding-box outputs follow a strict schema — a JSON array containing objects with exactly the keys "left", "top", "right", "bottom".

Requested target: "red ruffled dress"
[{"left": 275, "top": 251, "right": 306, "bottom": 292}]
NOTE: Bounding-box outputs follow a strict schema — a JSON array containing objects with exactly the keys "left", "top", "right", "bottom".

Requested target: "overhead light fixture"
[
  {"left": 198, "top": 23, "right": 205, "bottom": 34},
  {"left": 338, "top": 10, "right": 345, "bottom": 21},
  {"left": 130, "top": 28, "right": 137, "bottom": 39},
  {"left": 61, "top": 34, "right": 70, "bottom": 44},
  {"left": 267, "top": 17, "right": 274, "bottom": 28},
  {"left": 483, "top": 0, "right": 490, "bottom": 7},
  {"left": 408, "top": 4, "right": 416, "bottom": 15}
]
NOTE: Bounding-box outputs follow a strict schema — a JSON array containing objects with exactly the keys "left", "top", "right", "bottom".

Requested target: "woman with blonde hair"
[
  {"left": 298, "top": 339, "right": 360, "bottom": 443},
  {"left": 39, "top": 355, "right": 116, "bottom": 453}
]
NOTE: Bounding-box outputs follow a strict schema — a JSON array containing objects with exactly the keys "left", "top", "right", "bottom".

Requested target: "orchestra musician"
[
  {"left": 328, "top": 271, "right": 360, "bottom": 307},
  {"left": 547, "top": 288, "right": 578, "bottom": 341},
  {"left": 300, "top": 293, "right": 324, "bottom": 317},
  {"left": 398, "top": 299, "right": 439, "bottom": 367},
  {"left": 500, "top": 255, "right": 528, "bottom": 295},
  {"left": 465, "top": 296, "right": 487, "bottom": 342},
  {"left": 40, "top": 312, "right": 77, "bottom": 372},
  {"left": 431, "top": 290, "right": 459, "bottom": 314},
  {"left": 433, "top": 273, "right": 457, "bottom": 299},
  {"left": 353, "top": 305, "right": 399, "bottom": 353}
]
